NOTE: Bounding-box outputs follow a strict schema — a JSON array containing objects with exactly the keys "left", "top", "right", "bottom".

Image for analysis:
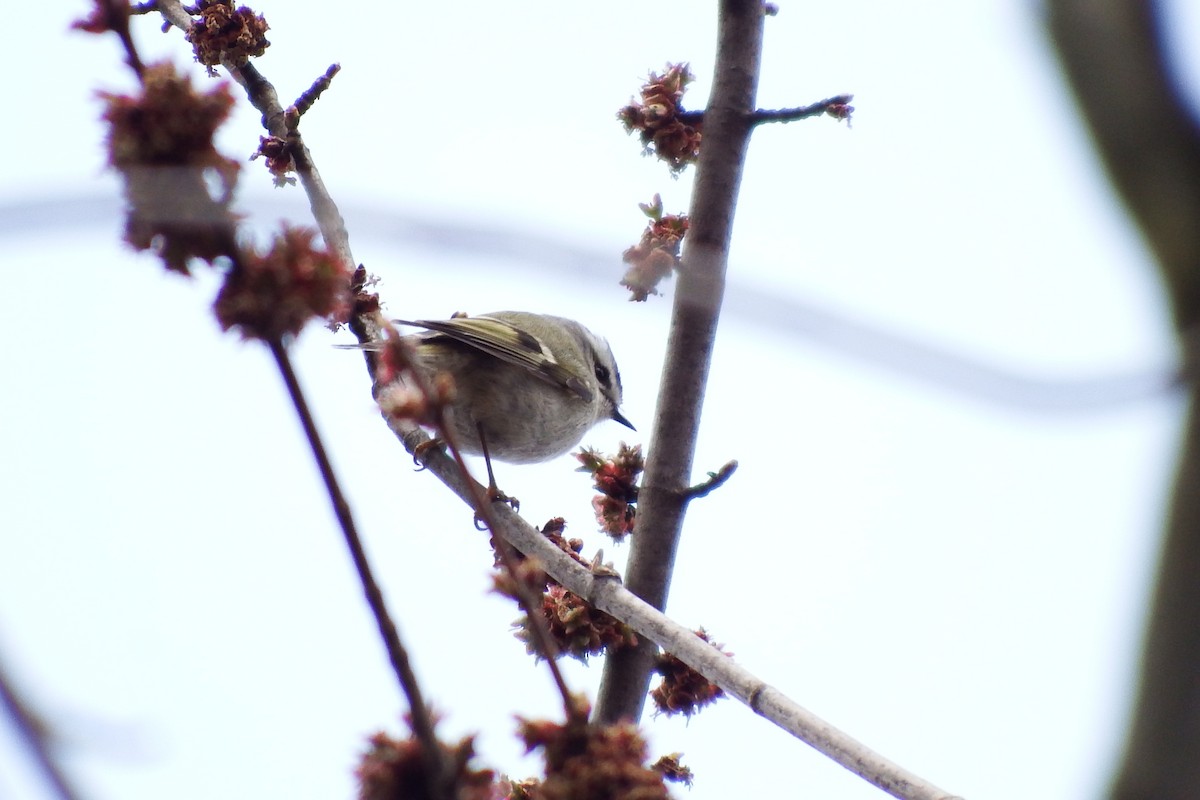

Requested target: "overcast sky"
[{"left": 3, "top": 2, "right": 1199, "bottom": 799}]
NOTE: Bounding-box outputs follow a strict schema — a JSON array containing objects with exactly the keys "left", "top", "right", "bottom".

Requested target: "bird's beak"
[{"left": 611, "top": 407, "right": 636, "bottom": 431}]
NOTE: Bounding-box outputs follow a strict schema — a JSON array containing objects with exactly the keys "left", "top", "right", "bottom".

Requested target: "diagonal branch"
[
  {"left": 150, "top": 3, "right": 451, "bottom": 788},
  {"left": 155, "top": 0, "right": 352, "bottom": 268},
  {"left": 323, "top": 6, "right": 959, "bottom": 796},
  {"left": 385, "top": 430, "right": 962, "bottom": 800},
  {"left": 268, "top": 339, "right": 448, "bottom": 793}
]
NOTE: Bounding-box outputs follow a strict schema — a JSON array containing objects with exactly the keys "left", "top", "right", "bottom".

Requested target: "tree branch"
[
  {"left": 384, "top": 431, "right": 961, "bottom": 799},
  {"left": 148, "top": 4, "right": 453, "bottom": 792},
  {"left": 137, "top": 4, "right": 963, "bottom": 796},
  {"left": 1046, "top": 1, "right": 1200, "bottom": 328},
  {"left": 677, "top": 93, "right": 855, "bottom": 127},
  {"left": 593, "top": 0, "right": 763, "bottom": 725},
  {"left": 155, "top": 0, "right": 352, "bottom": 268},
  {"left": 1046, "top": 3, "right": 1200, "bottom": 799},
  {"left": 747, "top": 94, "right": 854, "bottom": 126},
  {"left": 318, "top": 6, "right": 961, "bottom": 795}
]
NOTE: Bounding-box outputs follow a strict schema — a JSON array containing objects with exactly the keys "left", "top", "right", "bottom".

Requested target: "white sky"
[{"left": 3, "top": 2, "right": 1198, "bottom": 799}]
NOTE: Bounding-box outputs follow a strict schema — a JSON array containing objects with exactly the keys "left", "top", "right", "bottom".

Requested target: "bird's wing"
[{"left": 396, "top": 315, "right": 592, "bottom": 402}]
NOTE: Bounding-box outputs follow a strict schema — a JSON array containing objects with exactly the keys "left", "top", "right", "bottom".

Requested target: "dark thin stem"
[
  {"left": 424, "top": 406, "right": 577, "bottom": 717},
  {"left": 748, "top": 95, "right": 854, "bottom": 125},
  {"left": 677, "top": 94, "right": 855, "bottom": 127},
  {"left": 104, "top": 0, "right": 146, "bottom": 78},
  {"left": 0, "top": 656, "right": 82, "bottom": 800},
  {"left": 451, "top": 452, "right": 578, "bottom": 715},
  {"left": 267, "top": 339, "right": 449, "bottom": 796}
]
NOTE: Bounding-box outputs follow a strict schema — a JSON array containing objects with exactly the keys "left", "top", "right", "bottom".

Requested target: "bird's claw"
[
  {"left": 473, "top": 486, "right": 520, "bottom": 529},
  {"left": 412, "top": 438, "right": 444, "bottom": 471}
]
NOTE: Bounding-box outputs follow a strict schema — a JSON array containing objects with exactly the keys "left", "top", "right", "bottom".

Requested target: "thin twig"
[
  {"left": 0, "top": 655, "right": 83, "bottom": 800},
  {"left": 440, "top": 437, "right": 580, "bottom": 717},
  {"left": 154, "top": 0, "right": 353, "bottom": 268},
  {"left": 291, "top": 63, "right": 341, "bottom": 119},
  {"left": 682, "top": 459, "right": 738, "bottom": 500},
  {"left": 747, "top": 94, "right": 854, "bottom": 125},
  {"left": 267, "top": 339, "right": 449, "bottom": 797},
  {"left": 677, "top": 93, "right": 855, "bottom": 127},
  {"left": 153, "top": 0, "right": 192, "bottom": 36}
]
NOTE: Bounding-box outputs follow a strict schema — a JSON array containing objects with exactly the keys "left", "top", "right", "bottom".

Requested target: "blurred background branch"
[
  {"left": 1047, "top": 2, "right": 1200, "bottom": 798},
  {"left": 0, "top": 193, "right": 1179, "bottom": 413},
  {"left": 0, "top": 653, "right": 80, "bottom": 800}
]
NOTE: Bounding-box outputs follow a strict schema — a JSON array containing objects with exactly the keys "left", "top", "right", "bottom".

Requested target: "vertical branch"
[
  {"left": 594, "top": 0, "right": 765, "bottom": 723},
  {"left": 1046, "top": 3, "right": 1200, "bottom": 799}
]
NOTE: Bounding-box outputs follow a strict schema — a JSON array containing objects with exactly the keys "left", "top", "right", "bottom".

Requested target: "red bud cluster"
[
  {"left": 504, "top": 520, "right": 637, "bottom": 662},
  {"left": 650, "top": 629, "right": 730, "bottom": 718},
  {"left": 517, "top": 710, "right": 671, "bottom": 800},
  {"left": 101, "top": 62, "right": 241, "bottom": 273},
  {"left": 187, "top": 0, "right": 270, "bottom": 73},
  {"left": 356, "top": 724, "right": 494, "bottom": 800},
  {"left": 576, "top": 444, "right": 643, "bottom": 541},
  {"left": 617, "top": 63, "right": 702, "bottom": 173},
  {"left": 621, "top": 196, "right": 688, "bottom": 302},
  {"left": 214, "top": 225, "right": 351, "bottom": 341}
]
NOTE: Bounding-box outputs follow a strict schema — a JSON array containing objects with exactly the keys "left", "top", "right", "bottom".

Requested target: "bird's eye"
[{"left": 594, "top": 363, "right": 611, "bottom": 386}]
